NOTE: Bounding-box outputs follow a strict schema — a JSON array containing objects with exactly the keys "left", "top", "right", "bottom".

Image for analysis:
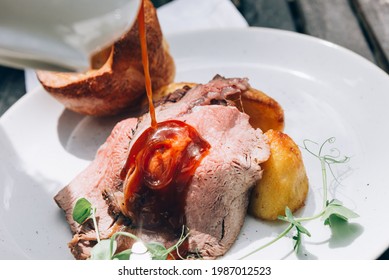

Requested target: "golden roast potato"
[
  {"left": 230, "top": 87, "right": 284, "bottom": 132},
  {"left": 249, "top": 129, "right": 309, "bottom": 220}
]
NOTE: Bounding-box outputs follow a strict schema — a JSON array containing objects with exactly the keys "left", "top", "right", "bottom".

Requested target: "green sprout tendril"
[{"left": 239, "top": 137, "right": 358, "bottom": 259}]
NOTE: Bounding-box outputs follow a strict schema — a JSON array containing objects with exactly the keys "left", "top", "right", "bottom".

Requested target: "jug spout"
[{"left": 0, "top": 0, "right": 141, "bottom": 71}]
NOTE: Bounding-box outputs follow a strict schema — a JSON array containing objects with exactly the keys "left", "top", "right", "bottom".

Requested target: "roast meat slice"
[
  {"left": 54, "top": 118, "right": 138, "bottom": 259},
  {"left": 55, "top": 76, "right": 270, "bottom": 259}
]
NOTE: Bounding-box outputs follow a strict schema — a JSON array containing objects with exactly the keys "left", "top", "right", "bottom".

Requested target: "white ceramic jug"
[{"left": 0, "top": 0, "right": 141, "bottom": 72}]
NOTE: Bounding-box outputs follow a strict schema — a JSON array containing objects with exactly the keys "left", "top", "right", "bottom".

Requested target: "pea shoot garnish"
[
  {"left": 240, "top": 137, "right": 359, "bottom": 259},
  {"left": 72, "top": 197, "right": 100, "bottom": 243},
  {"left": 72, "top": 198, "right": 189, "bottom": 260}
]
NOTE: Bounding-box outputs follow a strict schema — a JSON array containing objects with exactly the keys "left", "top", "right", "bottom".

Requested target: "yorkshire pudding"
[{"left": 37, "top": 0, "right": 175, "bottom": 116}]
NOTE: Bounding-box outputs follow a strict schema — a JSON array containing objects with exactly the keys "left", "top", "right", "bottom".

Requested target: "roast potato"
[
  {"left": 249, "top": 129, "right": 309, "bottom": 220},
  {"left": 230, "top": 87, "right": 284, "bottom": 132}
]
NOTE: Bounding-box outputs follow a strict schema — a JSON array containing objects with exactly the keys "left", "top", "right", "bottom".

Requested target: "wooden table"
[{"left": 0, "top": 0, "right": 388, "bottom": 259}]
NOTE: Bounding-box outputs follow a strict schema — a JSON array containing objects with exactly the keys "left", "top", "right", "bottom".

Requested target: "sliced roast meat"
[
  {"left": 55, "top": 76, "right": 270, "bottom": 259},
  {"left": 54, "top": 118, "right": 138, "bottom": 259}
]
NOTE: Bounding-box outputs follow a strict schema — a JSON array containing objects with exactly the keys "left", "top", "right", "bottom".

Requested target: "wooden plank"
[
  {"left": 351, "top": 0, "right": 389, "bottom": 72},
  {"left": 295, "top": 0, "right": 374, "bottom": 62},
  {"left": 0, "top": 66, "right": 26, "bottom": 116},
  {"left": 151, "top": 0, "right": 172, "bottom": 8},
  {"left": 238, "top": 0, "right": 296, "bottom": 31},
  {"left": 378, "top": 249, "right": 389, "bottom": 260}
]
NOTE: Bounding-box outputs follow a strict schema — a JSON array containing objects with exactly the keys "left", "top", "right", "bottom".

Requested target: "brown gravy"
[
  {"left": 120, "top": 120, "right": 210, "bottom": 233},
  {"left": 119, "top": 0, "right": 211, "bottom": 258}
]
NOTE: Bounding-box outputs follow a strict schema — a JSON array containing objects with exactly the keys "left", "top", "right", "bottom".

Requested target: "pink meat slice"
[
  {"left": 55, "top": 76, "right": 270, "bottom": 259},
  {"left": 54, "top": 118, "right": 138, "bottom": 259}
]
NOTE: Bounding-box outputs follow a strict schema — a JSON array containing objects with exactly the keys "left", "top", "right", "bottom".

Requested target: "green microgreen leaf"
[
  {"left": 322, "top": 199, "right": 359, "bottom": 227},
  {"left": 278, "top": 207, "right": 311, "bottom": 238},
  {"left": 240, "top": 137, "right": 359, "bottom": 259},
  {"left": 73, "top": 202, "right": 191, "bottom": 260},
  {"left": 146, "top": 226, "right": 190, "bottom": 260},
  {"left": 146, "top": 242, "right": 169, "bottom": 260},
  {"left": 278, "top": 207, "right": 311, "bottom": 253},
  {"left": 293, "top": 230, "right": 302, "bottom": 252},
  {"left": 72, "top": 198, "right": 92, "bottom": 224},
  {"left": 113, "top": 248, "right": 132, "bottom": 260},
  {"left": 90, "top": 239, "right": 117, "bottom": 260}
]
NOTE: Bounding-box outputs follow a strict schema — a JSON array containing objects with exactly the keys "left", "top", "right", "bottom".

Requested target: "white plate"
[{"left": 1, "top": 28, "right": 389, "bottom": 260}]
